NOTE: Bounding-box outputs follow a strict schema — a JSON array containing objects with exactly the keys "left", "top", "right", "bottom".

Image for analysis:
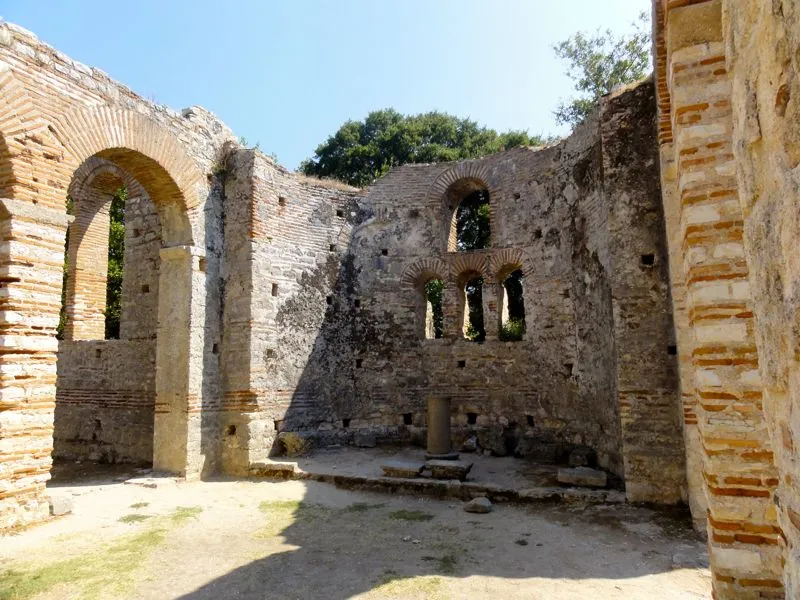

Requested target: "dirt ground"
[{"left": 0, "top": 466, "right": 711, "bottom": 600}]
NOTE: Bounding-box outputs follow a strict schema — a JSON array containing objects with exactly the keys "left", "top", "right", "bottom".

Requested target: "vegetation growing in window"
[
  {"left": 104, "top": 188, "right": 126, "bottom": 340},
  {"left": 464, "top": 276, "right": 485, "bottom": 342},
  {"left": 499, "top": 269, "right": 526, "bottom": 342},
  {"left": 455, "top": 190, "right": 490, "bottom": 252}
]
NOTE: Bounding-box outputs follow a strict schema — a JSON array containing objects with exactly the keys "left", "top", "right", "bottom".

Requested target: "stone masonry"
[{"left": 2, "top": 3, "right": 800, "bottom": 595}]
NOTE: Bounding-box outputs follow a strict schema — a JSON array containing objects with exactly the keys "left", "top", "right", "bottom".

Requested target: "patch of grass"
[
  {"left": 436, "top": 552, "right": 460, "bottom": 574},
  {"left": 256, "top": 500, "right": 330, "bottom": 539},
  {"left": 388, "top": 509, "right": 434, "bottom": 522},
  {"left": 170, "top": 506, "right": 203, "bottom": 524},
  {"left": 0, "top": 527, "right": 167, "bottom": 600},
  {"left": 258, "top": 499, "right": 302, "bottom": 513},
  {"left": 129, "top": 502, "right": 149, "bottom": 509},
  {"left": 118, "top": 513, "right": 151, "bottom": 524},
  {"left": 370, "top": 572, "right": 448, "bottom": 599},
  {"left": 343, "top": 502, "right": 385, "bottom": 513}
]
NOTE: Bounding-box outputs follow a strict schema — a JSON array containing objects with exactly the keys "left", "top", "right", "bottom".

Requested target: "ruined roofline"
[{"left": 0, "top": 19, "right": 235, "bottom": 144}]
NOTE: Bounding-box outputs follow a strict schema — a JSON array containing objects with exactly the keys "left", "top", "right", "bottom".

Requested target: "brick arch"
[
  {"left": 49, "top": 106, "right": 206, "bottom": 244},
  {"left": 489, "top": 248, "right": 525, "bottom": 281},
  {"left": 401, "top": 257, "right": 450, "bottom": 288},
  {"left": 429, "top": 161, "right": 498, "bottom": 253},
  {"left": 449, "top": 253, "right": 488, "bottom": 285},
  {"left": 68, "top": 156, "right": 145, "bottom": 200},
  {"left": 428, "top": 161, "right": 493, "bottom": 201},
  {"left": 63, "top": 157, "right": 151, "bottom": 340}
]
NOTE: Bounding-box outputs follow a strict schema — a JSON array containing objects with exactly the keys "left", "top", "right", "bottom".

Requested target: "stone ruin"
[{"left": 1, "top": 1, "right": 800, "bottom": 597}]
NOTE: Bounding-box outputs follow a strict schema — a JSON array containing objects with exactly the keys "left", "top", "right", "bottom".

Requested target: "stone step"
[
  {"left": 556, "top": 467, "right": 608, "bottom": 488},
  {"left": 426, "top": 459, "right": 473, "bottom": 481},
  {"left": 381, "top": 460, "right": 425, "bottom": 478}
]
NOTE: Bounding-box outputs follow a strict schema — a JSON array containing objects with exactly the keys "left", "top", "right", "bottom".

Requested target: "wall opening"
[
  {"left": 499, "top": 268, "right": 526, "bottom": 342},
  {"left": 424, "top": 278, "right": 444, "bottom": 339},
  {"left": 446, "top": 179, "right": 490, "bottom": 252},
  {"left": 461, "top": 274, "right": 485, "bottom": 342}
]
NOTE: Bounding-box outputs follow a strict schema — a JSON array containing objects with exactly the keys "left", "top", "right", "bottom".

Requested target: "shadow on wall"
[
  {"left": 267, "top": 196, "right": 377, "bottom": 452},
  {"left": 175, "top": 480, "right": 702, "bottom": 600}
]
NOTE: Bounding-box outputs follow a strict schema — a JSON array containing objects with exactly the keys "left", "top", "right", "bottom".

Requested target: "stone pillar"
[
  {"left": 426, "top": 397, "right": 451, "bottom": 456},
  {"left": 482, "top": 281, "right": 500, "bottom": 342},
  {"left": 660, "top": 2, "right": 783, "bottom": 595},
  {"left": 0, "top": 199, "right": 68, "bottom": 529},
  {"left": 153, "top": 245, "right": 206, "bottom": 478}
]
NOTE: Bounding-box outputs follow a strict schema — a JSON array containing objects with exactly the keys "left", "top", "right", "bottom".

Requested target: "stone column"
[
  {"left": 0, "top": 199, "right": 68, "bottom": 529},
  {"left": 482, "top": 281, "right": 500, "bottom": 342},
  {"left": 426, "top": 397, "right": 451, "bottom": 456},
  {"left": 153, "top": 245, "right": 206, "bottom": 478}
]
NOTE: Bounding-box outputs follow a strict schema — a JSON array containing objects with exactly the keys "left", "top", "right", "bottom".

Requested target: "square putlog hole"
[
  {"left": 641, "top": 254, "right": 655, "bottom": 267},
  {"left": 466, "top": 412, "right": 478, "bottom": 425},
  {"left": 402, "top": 413, "right": 413, "bottom": 425},
  {"left": 457, "top": 360, "right": 466, "bottom": 369}
]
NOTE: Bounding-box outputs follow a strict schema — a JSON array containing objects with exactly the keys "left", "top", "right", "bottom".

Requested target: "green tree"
[
  {"left": 553, "top": 11, "right": 651, "bottom": 127},
  {"left": 104, "top": 188, "right": 125, "bottom": 340},
  {"left": 455, "top": 191, "right": 491, "bottom": 252},
  {"left": 300, "top": 109, "right": 547, "bottom": 187}
]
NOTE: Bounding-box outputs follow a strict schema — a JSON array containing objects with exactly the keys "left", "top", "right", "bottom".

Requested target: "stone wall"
[
  {"left": 0, "top": 21, "right": 234, "bottom": 528},
  {"left": 219, "top": 81, "right": 686, "bottom": 504}
]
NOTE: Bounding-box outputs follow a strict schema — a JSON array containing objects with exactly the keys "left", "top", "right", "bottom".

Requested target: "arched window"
[
  {"left": 59, "top": 184, "right": 127, "bottom": 341},
  {"left": 499, "top": 269, "right": 526, "bottom": 341},
  {"left": 424, "top": 278, "right": 444, "bottom": 340},
  {"left": 446, "top": 179, "right": 490, "bottom": 252},
  {"left": 459, "top": 273, "right": 485, "bottom": 342}
]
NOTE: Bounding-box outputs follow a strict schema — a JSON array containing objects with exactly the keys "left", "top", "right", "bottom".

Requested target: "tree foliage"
[
  {"left": 553, "top": 11, "right": 651, "bottom": 127},
  {"left": 465, "top": 277, "right": 485, "bottom": 343},
  {"left": 455, "top": 190, "right": 491, "bottom": 252},
  {"left": 300, "top": 109, "right": 547, "bottom": 187},
  {"left": 104, "top": 188, "right": 125, "bottom": 339}
]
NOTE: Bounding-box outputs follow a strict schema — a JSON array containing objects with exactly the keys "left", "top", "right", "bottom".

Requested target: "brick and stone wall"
[
  {"left": 219, "top": 81, "right": 686, "bottom": 505},
  {"left": 0, "top": 21, "right": 234, "bottom": 528}
]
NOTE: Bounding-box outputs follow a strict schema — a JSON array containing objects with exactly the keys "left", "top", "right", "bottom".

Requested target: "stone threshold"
[{"left": 249, "top": 461, "right": 625, "bottom": 505}]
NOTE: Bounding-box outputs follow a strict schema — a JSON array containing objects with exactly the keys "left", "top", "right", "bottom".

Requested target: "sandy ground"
[{"left": 0, "top": 467, "right": 711, "bottom": 600}]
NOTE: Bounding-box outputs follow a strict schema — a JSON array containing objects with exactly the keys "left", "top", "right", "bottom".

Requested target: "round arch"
[{"left": 49, "top": 106, "right": 206, "bottom": 245}]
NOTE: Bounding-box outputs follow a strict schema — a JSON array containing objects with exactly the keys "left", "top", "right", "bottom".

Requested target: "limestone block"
[
  {"left": 557, "top": 467, "right": 607, "bottom": 488},
  {"left": 48, "top": 494, "right": 73, "bottom": 516},
  {"left": 381, "top": 460, "right": 425, "bottom": 478},
  {"left": 427, "top": 459, "right": 473, "bottom": 481}
]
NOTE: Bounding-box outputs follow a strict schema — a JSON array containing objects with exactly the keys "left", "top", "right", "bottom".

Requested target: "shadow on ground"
[{"left": 175, "top": 479, "right": 706, "bottom": 600}]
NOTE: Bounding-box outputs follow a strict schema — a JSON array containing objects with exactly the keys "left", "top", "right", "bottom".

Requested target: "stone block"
[
  {"left": 427, "top": 459, "right": 473, "bottom": 481},
  {"left": 250, "top": 461, "right": 297, "bottom": 478},
  {"left": 48, "top": 494, "right": 73, "bottom": 516},
  {"left": 557, "top": 467, "right": 607, "bottom": 488},
  {"left": 464, "top": 497, "right": 492, "bottom": 513},
  {"left": 381, "top": 460, "right": 425, "bottom": 478},
  {"left": 278, "top": 431, "right": 313, "bottom": 457},
  {"left": 568, "top": 447, "right": 596, "bottom": 467},
  {"left": 354, "top": 432, "right": 377, "bottom": 448}
]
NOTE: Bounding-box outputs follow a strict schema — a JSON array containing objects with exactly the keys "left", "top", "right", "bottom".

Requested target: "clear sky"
[{"left": 1, "top": 0, "right": 647, "bottom": 170}]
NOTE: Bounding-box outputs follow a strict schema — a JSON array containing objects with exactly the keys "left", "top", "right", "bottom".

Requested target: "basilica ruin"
[{"left": 2, "top": 1, "right": 800, "bottom": 597}]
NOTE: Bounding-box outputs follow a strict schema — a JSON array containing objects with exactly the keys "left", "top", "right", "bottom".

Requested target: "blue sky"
[{"left": 1, "top": 0, "right": 646, "bottom": 170}]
